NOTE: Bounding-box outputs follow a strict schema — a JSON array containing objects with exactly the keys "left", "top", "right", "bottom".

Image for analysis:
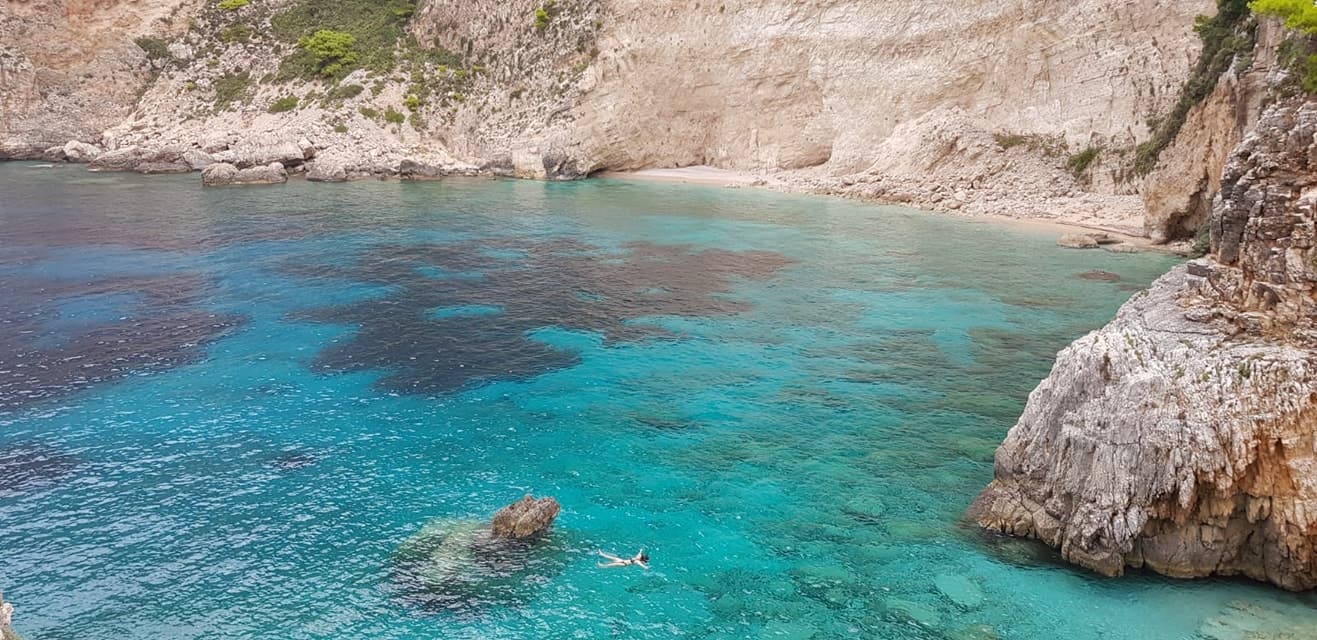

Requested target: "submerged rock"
[
  {"left": 933, "top": 573, "right": 983, "bottom": 609},
  {"left": 1077, "top": 269, "right": 1121, "bottom": 282},
  {"left": 390, "top": 514, "right": 566, "bottom": 609},
  {"left": 490, "top": 494, "right": 561, "bottom": 539}
]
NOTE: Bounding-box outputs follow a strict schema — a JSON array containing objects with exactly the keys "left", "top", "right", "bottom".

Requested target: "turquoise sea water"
[{"left": 1, "top": 163, "right": 1314, "bottom": 639}]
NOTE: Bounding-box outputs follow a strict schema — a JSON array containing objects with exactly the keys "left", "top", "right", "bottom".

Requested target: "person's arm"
[{"left": 636, "top": 560, "right": 650, "bottom": 570}]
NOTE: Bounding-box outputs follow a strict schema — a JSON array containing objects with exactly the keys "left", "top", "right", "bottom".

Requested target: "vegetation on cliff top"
[{"left": 1251, "top": 0, "right": 1317, "bottom": 93}]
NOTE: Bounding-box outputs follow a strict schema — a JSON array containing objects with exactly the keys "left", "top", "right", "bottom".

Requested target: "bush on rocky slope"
[{"left": 271, "top": 0, "right": 417, "bottom": 80}]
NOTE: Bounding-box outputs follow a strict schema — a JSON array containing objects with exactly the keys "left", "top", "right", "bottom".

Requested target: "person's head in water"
[{"left": 638, "top": 551, "right": 649, "bottom": 563}]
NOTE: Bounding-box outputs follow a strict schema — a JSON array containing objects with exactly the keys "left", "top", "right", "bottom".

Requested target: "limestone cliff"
[
  {"left": 972, "top": 95, "right": 1317, "bottom": 591},
  {"left": 0, "top": 0, "right": 1213, "bottom": 228},
  {"left": 0, "top": 0, "right": 195, "bottom": 156}
]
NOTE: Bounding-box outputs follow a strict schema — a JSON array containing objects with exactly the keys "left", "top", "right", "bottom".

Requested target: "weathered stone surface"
[
  {"left": 399, "top": 158, "right": 442, "bottom": 179},
  {"left": 88, "top": 145, "right": 183, "bottom": 172},
  {"left": 213, "top": 140, "right": 308, "bottom": 169},
  {"left": 88, "top": 145, "right": 146, "bottom": 171},
  {"left": 62, "top": 140, "right": 101, "bottom": 163},
  {"left": 1056, "top": 233, "right": 1099, "bottom": 249},
  {"left": 974, "top": 97, "right": 1317, "bottom": 591},
  {"left": 307, "top": 155, "right": 349, "bottom": 183},
  {"left": 972, "top": 267, "right": 1317, "bottom": 590},
  {"left": 135, "top": 161, "right": 190, "bottom": 174},
  {"left": 201, "top": 161, "right": 287, "bottom": 186},
  {"left": 200, "top": 162, "right": 239, "bottom": 186},
  {"left": 182, "top": 148, "right": 214, "bottom": 171},
  {"left": 490, "top": 494, "right": 561, "bottom": 539}
]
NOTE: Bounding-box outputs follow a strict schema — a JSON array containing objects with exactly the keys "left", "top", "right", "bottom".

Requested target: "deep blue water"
[{"left": 1, "top": 163, "right": 1315, "bottom": 639}]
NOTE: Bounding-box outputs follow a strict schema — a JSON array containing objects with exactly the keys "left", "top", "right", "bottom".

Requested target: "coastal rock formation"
[
  {"left": 391, "top": 496, "right": 566, "bottom": 607},
  {"left": 1056, "top": 234, "right": 1099, "bottom": 249},
  {"left": 490, "top": 494, "right": 561, "bottom": 539},
  {"left": 0, "top": 0, "right": 1215, "bottom": 227},
  {"left": 201, "top": 162, "right": 287, "bottom": 186},
  {"left": 0, "top": 593, "right": 20, "bottom": 640},
  {"left": 973, "top": 96, "right": 1317, "bottom": 590}
]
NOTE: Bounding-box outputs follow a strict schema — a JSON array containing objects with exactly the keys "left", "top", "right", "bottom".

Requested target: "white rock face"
[
  {"left": 974, "top": 96, "right": 1317, "bottom": 591},
  {"left": 566, "top": 0, "right": 1209, "bottom": 175},
  {"left": 973, "top": 266, "right": 1317, "bottom": 590}
]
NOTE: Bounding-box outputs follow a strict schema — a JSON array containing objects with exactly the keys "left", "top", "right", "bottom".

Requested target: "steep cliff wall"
[
  {"left": 0, "top": 0, "right": 1214, "bottom": 228},
  {"left": 570, "top": 0, "right": 1206, "bottom": 174},
  {"left": 972, "top": 92, "right": 1317, "bottom": 591},
  {"left": 0, "top": 0, "right": 194, "bottom": 156}
]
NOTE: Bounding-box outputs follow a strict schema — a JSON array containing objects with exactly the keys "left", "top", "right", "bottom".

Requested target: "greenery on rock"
[
  {"left": 133, "top": 37, "right": 171, "bottom": 62},
  {"left": 218, "top": 23, "right": 253, "bottom": 44},
  {"left": 1252, "top": 0, "right": 1317, "bottom": 93},
  {"left": 213, "top": 72, "right": 252, "bottom": 108},
  {"left": 297, "top": 30, "right": 359, "bottom": 78},
  {"left": 1131, "top": 0, "right": 1256, "bottom": 176},
  {"left": 1251, "top": 0, "right": 1317, "bottom": 31},
  {"left": 993, "top": 132, "right": 1067, "bottom": 157},
  {"left": 1067, "top": 147, "right": 1101, "bottom": 175},
  {"left": 384, "top": 107, "right": 406, "bottom": 124},
  {"left": 271, "top": 0, "right": 416, "bottom": 80},
  {"left": 217, "top": 0, "right": 249, "bottom": 10},
  {"left": 268, "top": 95, "right": 299, "bottom": 113},
  {"left": 328, "top": 83, "right": 365, "bottom": 100}
]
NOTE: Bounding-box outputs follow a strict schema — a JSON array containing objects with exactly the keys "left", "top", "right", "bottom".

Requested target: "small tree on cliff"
[
  {"left": 1250, "top": 0, "right": 1317, "bottom": 93},
  {"left": 297, "top": 30, "right": 359, "bottom": 78},
  {"left": 1250, "top": 0, "right": 1317, "bottom": 32}
]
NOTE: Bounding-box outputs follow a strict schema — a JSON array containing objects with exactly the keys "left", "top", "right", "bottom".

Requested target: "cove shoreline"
[{"left": 597, "top": 166, "right": 1186, "bottom": 256}]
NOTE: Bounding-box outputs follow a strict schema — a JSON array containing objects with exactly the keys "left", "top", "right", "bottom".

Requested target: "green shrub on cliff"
[
  {"left": 1130, "top": 0, "right": 1255, "bottom": 176},
  {"left": 296, "top": 30, "right": 359, "bottom": 78},
  {"left": 1252, "top": 0, "right": 1317, "bottom": 93},
  {"left": 271, "top": 0, "right": 416, "bottom": 79},
  {"left": 1067, "top": 147, "right": 1101, "bottom": 175},
  {"left": 384, "top": 107, "right": 405, "bottom": 124},
  {"left": 213, "top": 72, "right": 252, "bottom": 109},
  {"left": 217, "top": 0, "right": 249, "bottom": 10},
  {"left": 268, "top": 95, "right": 299, "bottom": 113},
  {"left": 1249, "top": 0, "right": 1317, "bottom": 32},
  {"left": 218, "top": 23, "right": 253, "bottom": 43},
  {"left": 133, "top": 37, "right": 171, "bottom": 61}
]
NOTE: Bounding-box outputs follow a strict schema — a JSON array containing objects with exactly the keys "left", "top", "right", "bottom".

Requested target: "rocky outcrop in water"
[
  {"left": 490, "top": 495, "right": 561, "bottom": 539},
  {"left": 0, "top": 593, "right": 21, "bottom": 640},
  {"left": 972, "top": 96, "right": 1317, "bottom": 591},
  {"left": 391, "top": 496, "right": 565, "bottom": 608}
]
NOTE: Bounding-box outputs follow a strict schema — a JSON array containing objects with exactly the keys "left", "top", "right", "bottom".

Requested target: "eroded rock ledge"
[{"left": 972, "top": 97, "right": 1317, "bottom": 591}]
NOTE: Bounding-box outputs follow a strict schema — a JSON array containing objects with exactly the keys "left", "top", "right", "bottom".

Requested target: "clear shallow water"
[{"left": 1, "top": 163, "right": 1314, "bottom": 639}]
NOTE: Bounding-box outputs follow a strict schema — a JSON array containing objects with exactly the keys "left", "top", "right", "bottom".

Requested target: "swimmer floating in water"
[{"left": 597, "top": 549, "right": 649, "bottom": 569}]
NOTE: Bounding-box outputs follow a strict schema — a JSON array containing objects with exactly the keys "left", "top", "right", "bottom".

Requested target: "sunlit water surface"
[{"left": 2, "top": 163, "right": 1314, "bottom": 639}]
